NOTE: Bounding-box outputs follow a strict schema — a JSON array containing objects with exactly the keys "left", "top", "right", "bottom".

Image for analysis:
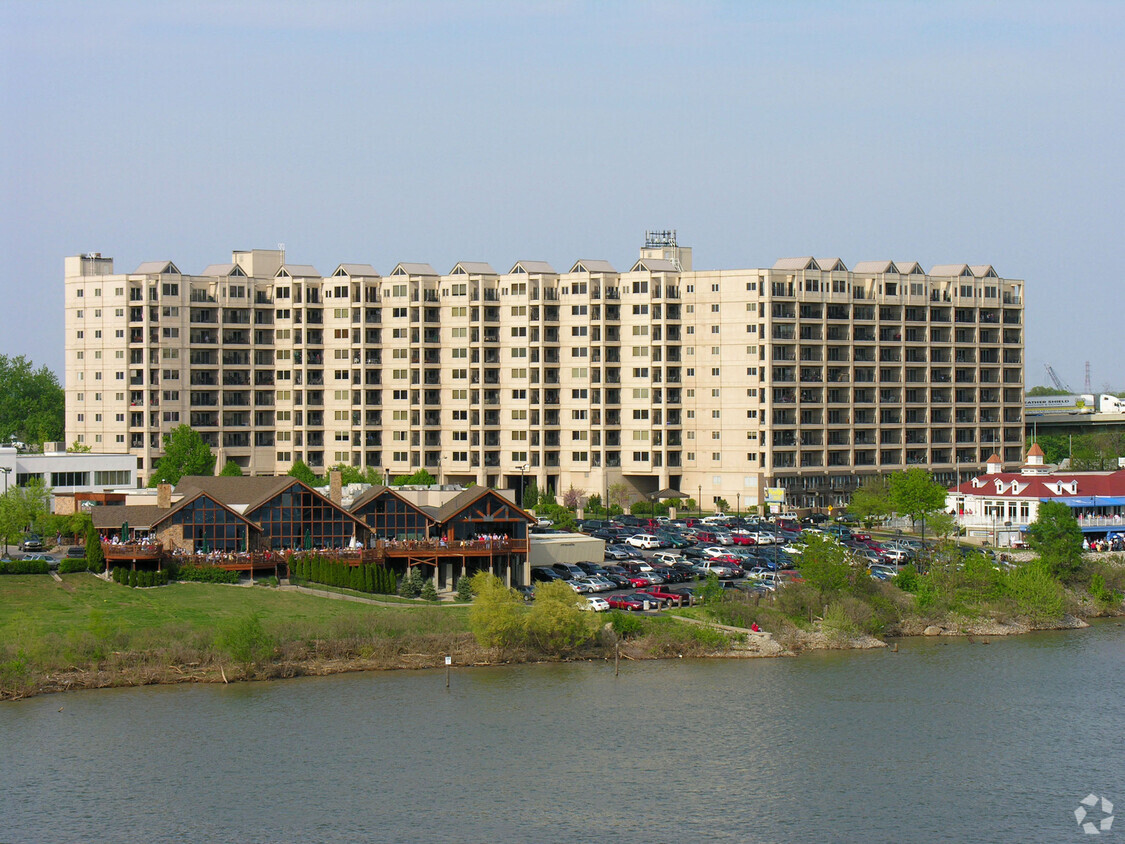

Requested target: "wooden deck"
[{"left": 103, "top": 538, "right": 527, "bottom": 572}]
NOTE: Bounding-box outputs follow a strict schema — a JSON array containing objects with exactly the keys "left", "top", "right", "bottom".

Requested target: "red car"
[
  {"left": 627, "top": 575, "right": 652, "bottom": 588},
  {"left": 605, "top": 594, "right": 649, "bottom": 611}
]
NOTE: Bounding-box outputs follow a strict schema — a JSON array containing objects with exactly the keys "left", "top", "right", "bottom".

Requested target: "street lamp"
[
  {"left": 698, "top": 484, "right": 702, "bottom": 519},
  {"left": 736, "top": 492, "right": 740, "bottom": 519},
  {"left": 519, "top": 463, "right": 529, "bottom": 507}
]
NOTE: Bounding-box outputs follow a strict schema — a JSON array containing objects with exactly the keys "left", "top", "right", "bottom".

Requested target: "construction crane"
[{"left": 1044, "top": 363, "right": 1072, "bottom": 393}]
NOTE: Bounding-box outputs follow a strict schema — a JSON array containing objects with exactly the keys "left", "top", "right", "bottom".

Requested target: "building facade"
[{"left": 65, "top": 237, "right": 1025, "bottom": 509}]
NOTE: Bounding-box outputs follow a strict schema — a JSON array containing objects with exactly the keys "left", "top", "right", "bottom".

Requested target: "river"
[{"left": 2, "top": 622, "right": 1123, "bottom": 843}]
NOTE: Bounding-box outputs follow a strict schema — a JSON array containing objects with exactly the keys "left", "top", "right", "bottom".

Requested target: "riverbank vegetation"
[{"left": 0, "top": 572, "right": 729, "bottom": 700}]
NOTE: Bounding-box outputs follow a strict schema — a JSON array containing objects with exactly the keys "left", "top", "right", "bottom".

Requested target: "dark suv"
[{"left": 19, "top": 534, "right": 44, "bottom": 552}]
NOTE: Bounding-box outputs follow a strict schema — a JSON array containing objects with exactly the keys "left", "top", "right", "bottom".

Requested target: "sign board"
[
  {"left": 445, "top": 656, "right": 452, "bottom": 666},
  {"left": 765, "top": 488, "right": 785, "bottom": 505}
]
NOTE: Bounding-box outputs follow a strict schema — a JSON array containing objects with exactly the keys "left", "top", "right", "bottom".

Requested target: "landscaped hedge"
[
  {"left": 0, "top": 559, "right": 50, "bottom": 575},
  {"left": 290, "top": 555, "right": 396, "bottom": 595},
  {"left": 176, "top": 565, "right": 241, "bottom": 584},
  {"left": 59, "top": 557, "right": 91, "bottom": 574},
  {"left": 110, "top": 566, "right": 170, "bottom": 587}
]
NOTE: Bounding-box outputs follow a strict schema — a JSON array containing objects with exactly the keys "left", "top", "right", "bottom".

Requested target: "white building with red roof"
[{"left": 946, "top": 444, "right": 1125, "bottom": 545}]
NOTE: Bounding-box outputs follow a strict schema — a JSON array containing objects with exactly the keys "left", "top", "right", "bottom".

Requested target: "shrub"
[
  {"left": 177, "top": 565, "right": 240, "bottom": 584},
  {"left": 217, "top": 613, "right": 276, "bottom": 667},
  {"left": 698, "top": 574, "right": 725, "bottom": 606},
  {"left": 1003, "top": 561, "right": 1064, "bottom": 622},
  {"left": 58, "top": 557, "right": 91, "bottom": 574},
  {"left": 893, "top": 564, "right": 920, "bottom": 593},
  {"left": 526, "top": 580, "right": 595, "bottom": 655},
  {"left": 1088, "top": 574, "right": 1122, "bottom": 611},
  {"left": 0, "top": 559, "right": 49, "bottom": 575},
  {"left": 420, "top": 579, "right": 438, "bottom": 602},
  {"left": 86, "top": 527, "right": 104, "bottom": 572},
  {"left": 609, "top": 610, "right": 644, "bottom": 637},
  {"left": 456, "top": 576, "right": 474, "bottom": 602},
  {"left": 399, "top": 567, "right": 424, "bottom": 598}
]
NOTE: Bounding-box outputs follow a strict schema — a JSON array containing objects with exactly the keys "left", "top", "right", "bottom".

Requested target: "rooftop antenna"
[
  {"left": 644, "top": 229, "right": 681, "bottom": 271},
  {"left": 1083, "top": 360, "right": 1092, "bottom": 394}
]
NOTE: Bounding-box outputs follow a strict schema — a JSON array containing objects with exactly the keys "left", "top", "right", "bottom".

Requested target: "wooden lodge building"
[{"left": 90, "top": 475, "right": 536, "bottom": 590}]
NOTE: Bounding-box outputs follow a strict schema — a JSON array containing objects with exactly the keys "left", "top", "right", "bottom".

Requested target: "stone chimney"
[
  {"left": 329, "top": 470, "right": 343, "bottom": 505},
  {"left": 157, "top": 483, "right": 172, "bottom": 509}
]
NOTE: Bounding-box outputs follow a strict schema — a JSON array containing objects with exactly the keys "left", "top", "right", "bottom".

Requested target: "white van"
[{"left": 652, "top": 551, "right": 685, "bottom": 566}]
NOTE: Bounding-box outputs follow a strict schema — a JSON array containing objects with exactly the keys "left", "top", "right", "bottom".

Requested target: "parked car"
[
  {"left": 513, "top": 585, "right": 536, "bottom": 601},
  {"left": 580, "top": 596, "right": 610, "bottom": 612},
  {"left": 19, "top": 534, "right": 44, "bottom": 552},
  {"left": 652, "top": 551, "right": 685, "bottom": 567},
  {"left": 65, "top": 545, "right": 86, "bottom": 559},
  {"left": 639, "top": 585, "right": 687, "bottom": 605},
  {"left": 551, "top": 562, "right": 585, "bottom": 580},
  {"left": 605, "top": 594, "right": 650, "bottom": 611},
  {"left": 626, "top": 533, "right": 663, "bottom": 550},
  {"left": 531, "top": 567, "right": 564, "bottom": 583}
]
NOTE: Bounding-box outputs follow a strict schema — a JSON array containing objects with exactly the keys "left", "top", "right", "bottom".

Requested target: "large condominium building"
[{"left": 65, "top": 234, "right": 1025, "bottom": 510}]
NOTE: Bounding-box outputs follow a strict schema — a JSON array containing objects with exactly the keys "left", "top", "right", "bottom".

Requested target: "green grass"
[{"left": 0, "top": 574, "right": 472, "bottom": 695}]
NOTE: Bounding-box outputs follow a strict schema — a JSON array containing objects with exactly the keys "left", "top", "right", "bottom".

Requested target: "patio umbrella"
[
  {"left": 121, "top": 521, "right": 129, "bottom": 542},
  {"left": 304, "top": 528, "right": 312, "bottom": 550}
]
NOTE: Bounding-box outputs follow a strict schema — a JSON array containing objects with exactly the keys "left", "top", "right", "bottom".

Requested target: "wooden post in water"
[{"left": 445, "top": 655, "right": 451, "bottom": 689}]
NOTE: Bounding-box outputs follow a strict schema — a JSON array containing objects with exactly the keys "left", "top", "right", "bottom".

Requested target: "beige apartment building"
[{"left": 64, "top": 234, "right": 1025, "bottom": 510}]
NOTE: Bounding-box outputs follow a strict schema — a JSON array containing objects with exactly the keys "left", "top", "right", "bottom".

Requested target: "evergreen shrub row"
[
  {"left": 0, "top": 559, "right": 50, "bottom": 575},
  {"left": 290, "top": 555, "right": 397, "bottom": 595},
  {"left": 110, "top": 567, "right": 170, "bottom": 588},
  {"left": 177, "top": 565, "right": 241, "bottom": 584}
]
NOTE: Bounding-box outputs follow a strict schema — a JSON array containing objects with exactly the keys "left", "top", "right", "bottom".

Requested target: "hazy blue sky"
[{"left": 2, "top": 0, "right": 1122, "bottom": 390}]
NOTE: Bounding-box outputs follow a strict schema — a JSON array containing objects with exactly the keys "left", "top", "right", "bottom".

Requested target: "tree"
[
  {"left": 392, "top": 469, "right": 437, "bottom": 486},
  {"left": 85, "top": 524, "right": 104, "bottom": 572},
  {"left": 287, "top": 460, "right": 319, "bottom": 486},
  {"left": 219, "top": 459, "right": 243, "bottom": 477},
  {"left": 521, "top": 480, "right": 539, "bottom": 510},
  {"left": 0, "top": 354, "right": 65, "bottom": 446},
  {"left": 148, "top": 425, "right": 216, "bottom": 487},
  {"left": 607, "top": 482, "right": 630, "bottom": 515},
  {"left": 797, "top": 535, "right": 852, "bottom": 593},
  {"left": 562, "top": 486, "right": 584, "bottom": 510},
  {"left": 887, "top": 469, "right": 948, "bottom": 538},
  {"left": 1026, "top": 385, "right": 1071, "bottom": 397},
  {"left": 713, "top": 497, "right": 729, "bottom": 513},
  {"left": 1026, "top": 500, "right": 1083, "bottom": 580},
  {"left": 0, "top": 477, "right": 51, "bottom": 545},
  {"left": 849, "top": 476, "right": 891, "bottom": 525},
  {"left": 926, "top": 510, "right": 959, "bottom": 540},
  {"left": 67, "top": 440, "right": 92, "bottom": 453},
  {"left": 467, "top": 572, "right": 527, "bottom": 651}
]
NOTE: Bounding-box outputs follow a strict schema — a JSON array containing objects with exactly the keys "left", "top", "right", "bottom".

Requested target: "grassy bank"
[{"left": 0, "top": 574, "right": 730, "bottom": 700}]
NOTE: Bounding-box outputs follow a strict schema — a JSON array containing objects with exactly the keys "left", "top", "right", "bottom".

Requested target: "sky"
[{"left": 2, "top": 0, "right": 1122, "bottom": 391}]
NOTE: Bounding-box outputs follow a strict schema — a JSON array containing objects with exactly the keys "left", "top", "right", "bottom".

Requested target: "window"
[
  {"left": 711, "top": 304, "right": 720, "bottom": 313},
  {"left": 711, "top": 325, "right": 720, "bottom": 334},
  {"left": 512, "top": 409, "right": 528, "bottom": 420}
]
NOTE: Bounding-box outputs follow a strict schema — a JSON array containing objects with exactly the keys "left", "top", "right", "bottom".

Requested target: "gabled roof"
[
  {"left": 134, "top": 261, "right": 180, "bottom": 275},
  {"left": 930, "top": 264, "right": 973, "bottom": 277},
  {"left": 630, "top": 258, "right": 679, "bottom": 272},
  {"left": 569, "top": 259, "right": 617, "bottom": 274},
  {"left": 174, "top": 475, "right": 299, "bottom": 513},
  {"left": 275, "top": 264, "right": 321, "bottom": 279},
  {"left": 895, "top": 261, "right": 925, "bottom": 274},
  {"left": 390, "top": 262, "right": 438, "bottom": 277},
  {"left": 852, "top": 260, "right": 896, "bottom": 274},
  {"left": 150, "top": 490, "right": 261, "bottom": 530},
  {"left": 332, "top": 263, "right": 379, "bottom": 277},
  {"left": 430, "top": 486, "right": 536, "bottom": 525},
  {"left": 450, "top": 262, "right": 496, "bottom": 276},
  {"left": 816, "top": 258, "right": 848, "bottom": 272},
  {"left": 970, "top": 265, "right": 999, "bottom": 278},
  {"left": 950, "top": 469, "right": 1125, "bottom": 498},
  {"left": 508, "top": 261, "right": 556, "bottom": 275},
  {"left": 200, "top": 263, "right": 237, "bottom": 276},
  {"left": 348, "top": 484, "right": 434, "bottom": 525},
  {"left": 772, "top": 257, "right": 819, "bottom": 271}
]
